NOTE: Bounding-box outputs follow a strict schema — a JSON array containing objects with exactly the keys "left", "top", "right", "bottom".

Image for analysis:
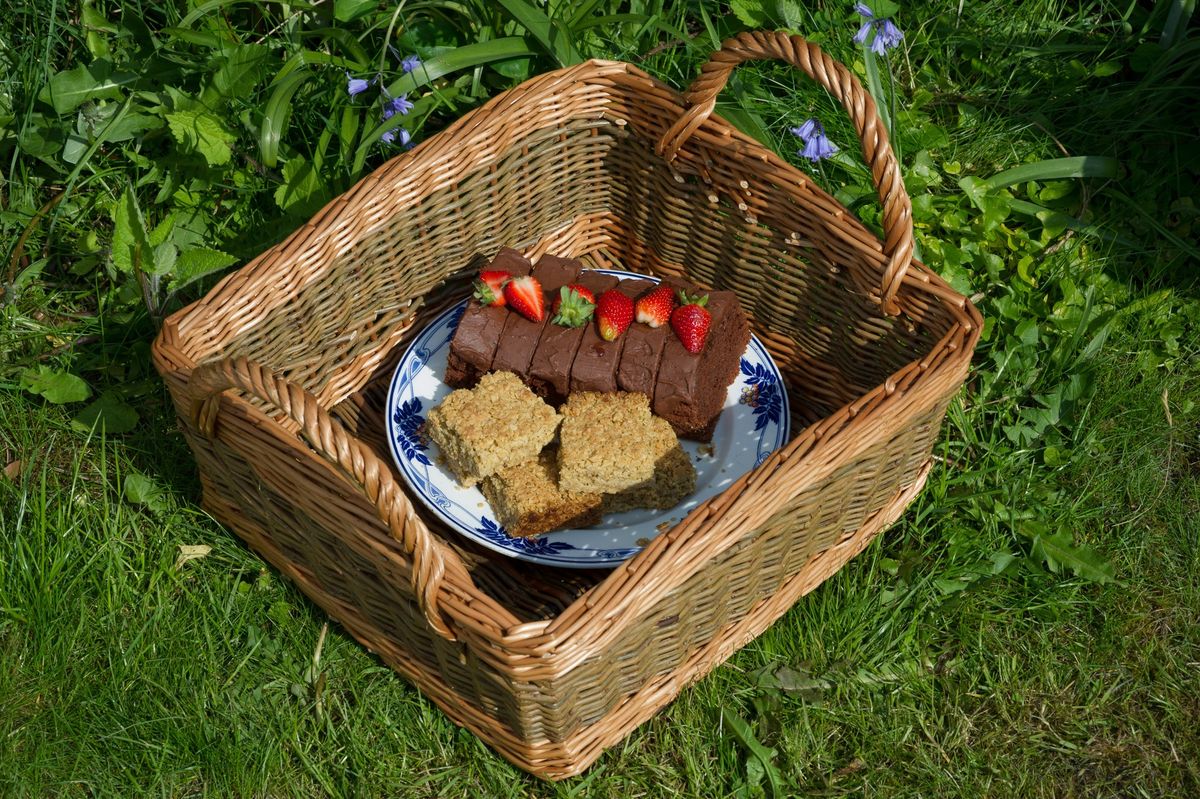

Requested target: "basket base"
[{"left": 201, "top": 459, "right": 931, "bottom": 780}]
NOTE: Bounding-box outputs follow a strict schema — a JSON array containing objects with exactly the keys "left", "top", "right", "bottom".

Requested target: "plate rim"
[{"left": 384, "top": 268, "right": 791, "bottom": 568}]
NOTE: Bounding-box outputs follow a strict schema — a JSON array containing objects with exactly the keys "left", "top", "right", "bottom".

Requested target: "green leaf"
[
  {"left": 730, "top": 0, "right": 770, "bottom": 27},
  {"left": 984, "top": 157, "right": 1120, "bottom": 190},
  {"left": 151, "top": 241, "right": 178, "bottom": 277},
  {"left": 213, "top": 43, "right": 271, "bottom": 99},
  {"left": 148, "top": 214, "right": 176, "bottom": 248},
  {"left": 167, "top": 108, "right": 236, "bottom": 166},
  {"left": 20, "top": 367, "right": 92, "bottom": 404},
  {"left": 722, "top": 707, "right": 785, "bottom": 798},
  {"left": 494, "top": 0, "right": 581, "bottom": 66},
  {"left": 773, "top": 0, "right": 806, "bottom": 29},
  {"left": 110, "top": 187, "right": 150, "bottom": 274},
  {"left": 97, "top": 112, "right": 163, "bottom": 143},
  {"left": 1023, "top": 523, "right": 1116, "bottom": 584},
  {"left": 38, "top": 60, "right": 136, "bottom": 114},
  {"left": 124, "top": 472, "right": 169, "bottom": 512},
  {"left": 73, "top": 392, "right": 140, "bottom": 434},
  {"left": 865, "top": 0, "right": 901, "bottom": 16},
  {"left": 334, "top": 0, "right": 377, "bottom": 22},
  {"left": 172, "top": 248, "right": 238, "bottom": 290},
  {"left": 260, "top": 69, "right": 312, "bottom": 169},
  {"left": 274, "top": 156, "right": 327, "bottom": 216}
]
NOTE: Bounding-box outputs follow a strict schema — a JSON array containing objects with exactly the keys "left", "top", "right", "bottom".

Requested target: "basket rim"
[{"left": 151, "top": 55, "right": 983, "bottom": 665}]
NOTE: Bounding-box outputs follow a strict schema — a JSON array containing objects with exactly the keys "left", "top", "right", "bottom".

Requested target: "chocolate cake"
[
  {"left": 444, "top": 248, "right": 532, "bottom": 388},
  {"left": 445, "top": 254, "right": 751, "bottom": 442},
  {"left": 527, "top": 269, "right": 617, "bottom": 405},
  {"left": 490, "top": 255, "right": 579, "bottom": 378},
  {"left": 652, "top": 278, "right": 751, "bottom": 440},
  {"left": 570, "top": 278, "right": 650, "bottom": 395}
]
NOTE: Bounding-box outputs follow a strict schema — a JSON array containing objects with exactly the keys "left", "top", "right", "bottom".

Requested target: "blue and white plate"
[{"left": 385, "top": 269, "right": 790, "bottom": 569}]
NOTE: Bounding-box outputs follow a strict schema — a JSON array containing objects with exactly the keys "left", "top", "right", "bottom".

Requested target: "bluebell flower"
[
  {"left": 789, "top": 119, "right": 818, "bottom": 140},
  {"left": 382, "top": 127, "right": 412, "bottom": 147},
  {"left": 853, "top": 3, "right": 905, "bottom": 54},
  {"left": 401, "top": 55, "right": 421, "bottom": 74},
  {"left": 346, "top": 72, "right": 370, "bottom": 97},
  {"left": 791, "top": 118, "right": 838, "bottom": 162},
  {"left": 381, "top": 93, "right": 414, "bottom": 120}
]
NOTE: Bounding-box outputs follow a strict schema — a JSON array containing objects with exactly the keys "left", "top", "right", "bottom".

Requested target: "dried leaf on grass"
[{"left": 175, "top": 544, "right": 212, "bottom": 570}]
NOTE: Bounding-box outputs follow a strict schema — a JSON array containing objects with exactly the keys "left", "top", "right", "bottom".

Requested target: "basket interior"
[{"left": 176, "top": 62, "right": 961, "bottom": 620}]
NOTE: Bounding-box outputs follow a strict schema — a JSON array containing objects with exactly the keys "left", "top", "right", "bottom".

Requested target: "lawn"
[{"left": 1, "top": 1, "right": 1198, "bottom": 796}]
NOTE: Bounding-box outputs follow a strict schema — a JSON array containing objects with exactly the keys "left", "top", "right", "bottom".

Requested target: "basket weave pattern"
[{"left": 153, "top": 31, "right": 981, "bottom": 778}]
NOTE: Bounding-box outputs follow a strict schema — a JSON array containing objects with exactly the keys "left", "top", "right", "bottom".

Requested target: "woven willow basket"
[{"left": 152, "top": 31, "right": 981, "bottom": 779}]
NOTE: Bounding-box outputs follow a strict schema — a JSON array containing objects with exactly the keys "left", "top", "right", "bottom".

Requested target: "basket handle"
[
  {"left": 656, "top": 30, "right": 913, "bottom": 315},
  {"left": 187, "top": 356, "right": 460, "bottom": 641}
]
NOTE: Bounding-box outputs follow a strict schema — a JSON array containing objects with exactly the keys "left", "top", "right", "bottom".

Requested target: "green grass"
[
  {"left": 2, "top": 330, "right": 1196, "bottom": 797},
  {"left": 2, "top": 0, "right": 1199, "bottom": 795}
]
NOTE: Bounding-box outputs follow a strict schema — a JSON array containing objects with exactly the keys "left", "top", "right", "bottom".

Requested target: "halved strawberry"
[
  {"left": 634, "top": 284, "right": 674, "bottom": 328},
  {"left": 503, "top": 275, "right": 545, "bottom": 322},
  {"left": 551, "top": 284, "right": 596, "bottom": 327},
  {"left": 670, "top": 291, "right": 710, "bottom": 354},
  {"left": 472, "top": 270, "right": 510, "bottom": 307},
  {"left": 596, "top": 289, "right": 634, "bottom": 341}
]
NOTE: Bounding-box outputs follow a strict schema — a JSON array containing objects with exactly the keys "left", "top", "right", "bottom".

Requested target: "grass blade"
[
  {"left": 861, "top": 47, "right": 892, "bottom": 140},
  {"left": 1160, "top": 0, "right": 1196, "bottom": 48},
  {"left": 377, "top": 37, "right": 539, "bottom": 100},
  {"left": 493, "top": 0, "right": 581, "bottom": 66},
  {"left": 1007, "top": 199, "right": 1136, "bottom": 247},
  {"left": 984, "top": 157, "right": 1120, "bottom": 190},
  {"left": 259, "top": 68, "right": 312, "bottom": 169},
  {"left": 355, "top": 38, "right": 540, "bottom": 173}
]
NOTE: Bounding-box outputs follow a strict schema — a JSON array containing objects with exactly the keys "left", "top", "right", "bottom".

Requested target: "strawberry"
[
  {"left": 472, "top": 270, "right": 510, "bottom": 307},
  {"left": 634, "top": 284, "right": 674, "bottom": 328},
  {"left": 503, "top": 275, "right": 545, "bottom": 322},
  {"left": 595, "top": 289, "right": 634, "bottom": 341},
  {"left": 669, "top": 291, "right": 710, "bottom": 354},
  {"left": 551, "top": 284, "right": 596, "bottom": 327}
]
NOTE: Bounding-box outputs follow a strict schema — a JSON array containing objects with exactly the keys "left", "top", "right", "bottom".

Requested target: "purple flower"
[
  {"left": 382, "top": 127, "right": 412, "bottom": 148},
  {"left": 381, "top": 93, "right": 414, "bottom": 120},
  {"left": 789, "top": 119, "right": 818, "bottom": 140},
  {"left": 853, "top": 3, "right": 905, "bottom": 54},
  {"left": 792, "top": 118, "right": 838, "bottom": 162},
  {"left": 400, "top": 55, "right": 421, "bottom": 74},
  {"left": 346, "top": 72, "right": 370, "bottom": 97}
]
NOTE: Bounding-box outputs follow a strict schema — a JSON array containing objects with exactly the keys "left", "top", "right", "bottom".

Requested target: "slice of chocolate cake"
[
  {"left": 570, "top": 278, "right": 650, "bottom": 395},
  {"left": 527, "top": 270, "right": 618, "bottom": 405},
  {"left": 490, "top": 255, "right": 580, "bottom": 379},
  {"left": 653, "top": 279, "right": 752, "bottom": 441},
  {"left": 617, "top": 281, "right": 670, "bottom": 399},
  {"left": 444, "top": 248, "right": 532, "bottom": 388}
]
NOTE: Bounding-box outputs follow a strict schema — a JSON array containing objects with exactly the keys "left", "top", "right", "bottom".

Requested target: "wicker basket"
[{"left": 151, "top": 31, "right": 981, "bottom": 779}]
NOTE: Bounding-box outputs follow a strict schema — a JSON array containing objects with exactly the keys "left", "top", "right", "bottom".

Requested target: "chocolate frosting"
[
  {"left": 653, "top": 280, "right": 744, "bottom": 429},
  {"left": 570, "top": 278, "right": 649, "bottom": 394},
  {"left": 528, "top": 271, "right": 617, "bottom": 401},
  {"left": 449, "top": 249, "right": 531, "bottom": 372},
  {"left": 616, "top": 280, "right": 669, "bottom": 397},
  {"left": 490, "top": 255, "right": 579, "bottom": 377}
]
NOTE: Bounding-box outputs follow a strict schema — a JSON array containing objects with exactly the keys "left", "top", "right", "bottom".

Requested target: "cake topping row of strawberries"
[
  {"left": 473, "top": 266, "right": 710, "bottom": 352},
  {"left": 551, "top": 284, "right": 596, "bottom": 327}
]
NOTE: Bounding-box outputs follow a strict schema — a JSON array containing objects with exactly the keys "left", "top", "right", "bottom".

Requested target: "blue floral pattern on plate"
[
  {"left": 392, "top": 397, "right": 432, "bottom": 466},
  {"left": 384, "top": 269, "right": 790, "bottom": 568}
]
